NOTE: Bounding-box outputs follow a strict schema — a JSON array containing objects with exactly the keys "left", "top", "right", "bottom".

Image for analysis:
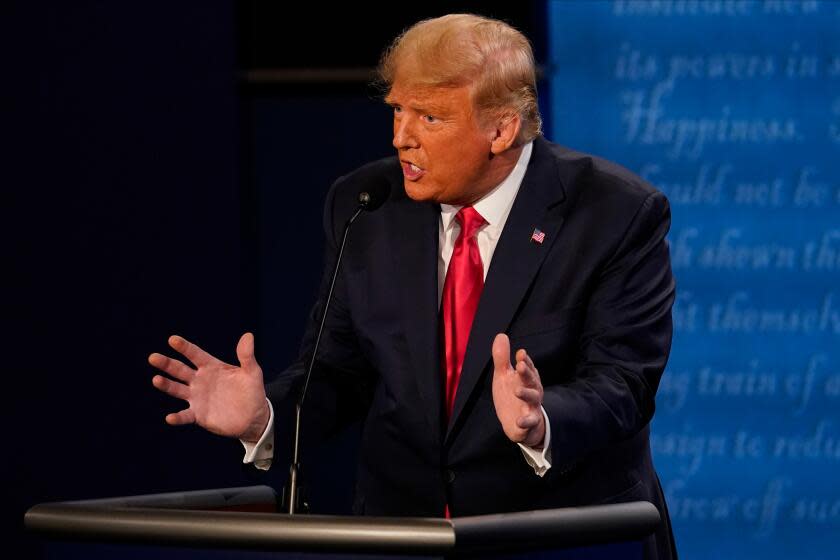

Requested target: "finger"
[
  {"left": 165, "top": 408, "right": 196, "bottom": 426},
  {"left": 148, "top": 352, "right": 195, "bottom": 383},
  {"left": 152, "top": 375, "right": 190, "bottom": 401},
  {"left": 236, "top": 332, "right": 256, "bottom": 370},
  {"left": 515, "top": 349, "right": 536, "bottom": 376},
  {"left": 492, "top": 333, "right": 512, "bottom": 373},
  {"left": 517, "top": 412, "right": 542, "bottom": 430},
  {"left": 515, "top": 360, "right": 540, "bottom": 388},
  {"left": 514, "top": 387, "right": 542, "bottom": 405},
  {"left": 520, "top": 350, "right": 535, "bottom": 371},
  {"left": 169, "top": 335, "right": 214, "bottom": 368}
]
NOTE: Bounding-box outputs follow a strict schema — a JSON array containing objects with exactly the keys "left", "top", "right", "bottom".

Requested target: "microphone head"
[{"left": 358, "top": 177, "right": 391, "bottom": 212}]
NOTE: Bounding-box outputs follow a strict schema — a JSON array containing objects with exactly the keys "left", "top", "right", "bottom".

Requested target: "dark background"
[{"left": 4, "top": 2, "right": 546, "bottom": 557}]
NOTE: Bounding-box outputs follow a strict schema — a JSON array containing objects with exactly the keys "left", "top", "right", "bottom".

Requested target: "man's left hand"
[{"left": 491, "top": 333, "right": 545, "bottom": 448}]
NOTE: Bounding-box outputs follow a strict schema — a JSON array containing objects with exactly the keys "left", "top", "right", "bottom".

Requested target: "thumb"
[
  {"left": 492, "top": 333, "right": 512, "bottom": 373},
  {"left": 236, "top": 332, "right": 256, "bottom": 369}
]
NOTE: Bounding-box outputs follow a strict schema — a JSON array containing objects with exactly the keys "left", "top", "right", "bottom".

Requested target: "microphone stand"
[{"left": 282, "top": 193, "right": 371, "bottom": 514}]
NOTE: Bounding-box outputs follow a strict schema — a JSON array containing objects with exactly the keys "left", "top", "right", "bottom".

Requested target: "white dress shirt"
[{"left": 243, "top": 141, "right": 552, "bottom": 477}]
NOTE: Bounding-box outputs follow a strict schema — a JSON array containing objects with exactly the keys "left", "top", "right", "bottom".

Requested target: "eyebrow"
[{"left": 384, "top": 97, "right": 452, "bottom": 117}]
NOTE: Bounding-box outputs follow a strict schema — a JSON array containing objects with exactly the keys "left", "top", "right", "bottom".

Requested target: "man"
[{"left": 150, "top": 14, "right": 677, "bottom": 559}]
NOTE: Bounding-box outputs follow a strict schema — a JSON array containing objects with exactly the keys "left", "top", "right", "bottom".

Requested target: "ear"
[{"left": 489, "top": 112, "right": 522, "bottom": 155}]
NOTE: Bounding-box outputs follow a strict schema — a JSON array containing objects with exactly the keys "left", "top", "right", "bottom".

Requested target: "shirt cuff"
[
  {"left": 240, "top": 398, "right": 275, "bottom": 471},
  {"left": 517, "top": 406, "right": 552, "bottom": 477}
]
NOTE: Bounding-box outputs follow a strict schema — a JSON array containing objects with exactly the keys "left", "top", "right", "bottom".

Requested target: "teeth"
[{"left": 409, "top": 163, "right": 421, "bottom": 172}]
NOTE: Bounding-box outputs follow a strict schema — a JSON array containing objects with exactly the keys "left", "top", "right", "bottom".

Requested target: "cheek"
[
  {"left": 447, "top": 143, "right": 490, "bottom": 180},
  {"left": 423, "top": 129, "right": 492, "bottom": 195},
  {"left": 436, "top": 137, "right": 484, "bottom": 169}
]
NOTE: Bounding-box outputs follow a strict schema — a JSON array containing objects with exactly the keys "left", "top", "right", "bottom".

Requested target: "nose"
[{"left": 392, "top": 115, "right": 420, "bottom": 150}]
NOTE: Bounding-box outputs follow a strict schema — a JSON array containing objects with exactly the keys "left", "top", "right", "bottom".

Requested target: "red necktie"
[{"left": 441, "top": 206, "right": 486, "bottom": 420}]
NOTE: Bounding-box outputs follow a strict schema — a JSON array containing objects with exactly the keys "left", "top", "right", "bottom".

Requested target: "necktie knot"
[{"left": 455, "top": 206, "right": 486, "bottom": 240}]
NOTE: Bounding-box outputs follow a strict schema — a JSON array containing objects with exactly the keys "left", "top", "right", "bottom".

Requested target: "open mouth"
[{"left": 401, "top": 161, "right": 426, "bottom": 181}]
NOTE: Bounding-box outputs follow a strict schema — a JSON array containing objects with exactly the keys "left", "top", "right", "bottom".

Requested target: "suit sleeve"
[
  {"left": 264, "top": 176, "right": 377, "bottom": 444},
  {"left": 542, "top": 190, "right": 675, "bottom": 468}
]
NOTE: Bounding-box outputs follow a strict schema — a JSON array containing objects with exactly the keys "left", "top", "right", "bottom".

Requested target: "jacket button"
[{"left": 444, "top": 469, "right": 456, "bottom": 483}]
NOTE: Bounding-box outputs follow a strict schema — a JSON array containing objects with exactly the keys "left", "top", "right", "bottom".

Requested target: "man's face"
[{"left": 386, "top": 81, "right": 499, "bottom": 205}]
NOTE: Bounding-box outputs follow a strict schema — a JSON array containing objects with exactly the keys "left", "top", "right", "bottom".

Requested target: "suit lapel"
[
  {"left": 446, "top": 138, "right": 569, "bottom": 442},
  {"left": 387, "top": 190, "right": 443, "bottom": 442}
]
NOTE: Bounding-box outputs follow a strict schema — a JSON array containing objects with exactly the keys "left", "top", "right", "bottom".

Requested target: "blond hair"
[{"left": 377, "top": 14, "right": 542, "bottom": 143}]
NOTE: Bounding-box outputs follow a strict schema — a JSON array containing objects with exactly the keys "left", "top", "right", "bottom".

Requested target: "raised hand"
[
  {"left": 491, "top": 333, "right": 546, "bottom": 448},
  {"left": 149, "top": 333, "right": 270, "bottom": 443}
]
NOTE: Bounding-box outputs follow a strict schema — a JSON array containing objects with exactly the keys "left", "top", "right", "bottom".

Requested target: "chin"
[{"left": 404, "top": 180, "right": 439, "bottom": 202}]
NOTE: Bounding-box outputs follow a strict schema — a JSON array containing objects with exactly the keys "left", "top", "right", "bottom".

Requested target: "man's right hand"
[{"left": 150, "top": 332, "right": 270, "bottom": 443}]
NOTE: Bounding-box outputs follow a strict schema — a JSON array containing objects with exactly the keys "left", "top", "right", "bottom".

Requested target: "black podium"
[{"left": 26, "top": 485, "right": 660, "bottom": 559}]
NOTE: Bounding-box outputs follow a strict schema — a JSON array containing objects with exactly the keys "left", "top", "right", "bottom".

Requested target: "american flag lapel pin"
[{"left": 530, "top": 228, "right": 546, "bottom": 244}]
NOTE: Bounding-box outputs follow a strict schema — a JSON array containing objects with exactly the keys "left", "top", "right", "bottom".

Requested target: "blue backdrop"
[{"left": 546, "top": 1, "right": 839, "bottom": 558}]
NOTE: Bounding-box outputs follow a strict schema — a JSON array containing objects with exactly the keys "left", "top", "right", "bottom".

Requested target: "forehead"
[{"left": 385, "top": 81, "right": 475, "bottom": 114}]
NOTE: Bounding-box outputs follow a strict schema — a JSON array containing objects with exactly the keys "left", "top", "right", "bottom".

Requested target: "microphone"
[
  {"left": 357, "top": 177, "right": 390, "bottom": 212},
  {"left": 282, "top": 177, "right": 391, "bottom": 514}
]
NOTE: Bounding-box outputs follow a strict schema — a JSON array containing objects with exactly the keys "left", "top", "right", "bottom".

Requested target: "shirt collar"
[{"left": 440, "top": 141, "right": 533, "bottom": 231}]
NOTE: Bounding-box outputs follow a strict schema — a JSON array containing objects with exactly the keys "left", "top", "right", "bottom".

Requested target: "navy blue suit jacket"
[{"left": 267, "top": 136, "right": 677, "bottom": 559}]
